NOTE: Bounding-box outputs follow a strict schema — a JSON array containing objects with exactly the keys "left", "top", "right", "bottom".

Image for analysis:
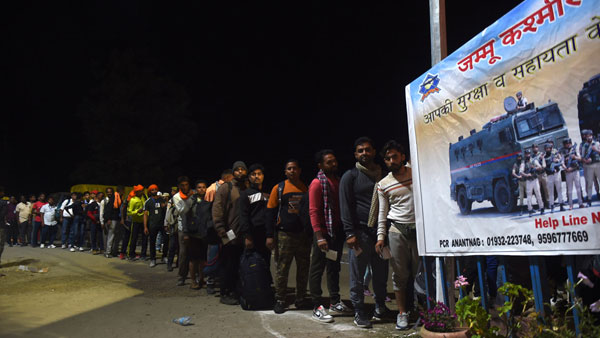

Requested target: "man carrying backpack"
[
  {"left": 308, "top": 150, "right": 351, "bottom": 323},
  {"left": 212, "top": 161, "right": 249, "bottom": 305},
  {"left": 266, "top": 159, "right": 312, "bottom": 314},
  {"left": 181, "top": 180, "right": 209, "bottom": 289}
]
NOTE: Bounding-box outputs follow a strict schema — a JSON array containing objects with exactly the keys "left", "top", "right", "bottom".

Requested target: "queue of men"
[
  {"left": 512, "top": 130, "right": 600, "bottom": 216},
  {"left": 2, "top": 133, "right": 598, "bottom": 332}
]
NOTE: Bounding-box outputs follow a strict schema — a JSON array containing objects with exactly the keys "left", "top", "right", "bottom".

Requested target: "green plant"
[
  {"left": 496, "top": 282, "right": 538, "bottom": 337},
  {"left": 420, "top": 299, "right": 457, "bottom": 332},
  {"left": 454, "top": 275, "right": 498, "bottom": 338}
]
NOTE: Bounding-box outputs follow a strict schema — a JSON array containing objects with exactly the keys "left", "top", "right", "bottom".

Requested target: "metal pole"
[
  {"left": 565, "top": 256, "right": 581, "bottom": 336},
  {"left": 423, "top": 256, "right": 432, "bottom": 309},
  {"left": 476, "top": 256, "right": 488, "bottom": 311}
]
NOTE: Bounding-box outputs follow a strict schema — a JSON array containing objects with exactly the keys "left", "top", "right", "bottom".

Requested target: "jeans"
[
  {"left": 309, "top": 231, "right": 344, "bottom": 306},
  {"left": 149, "top": 226, "right": 169, "bottom": 260},
  {"left": 68, "top": 216, "right": 82, "bottom": 247},
  {"left": 62, "top": 217, "right": 74, "bottom": 245},
  {"left": 31, "top": 221, "right": 42, "bottom": 246},
  {"left": 168, "top": 230, "right": 179, "bottom": 265},
  {"left": 7, "top": 220, "right": 19, "bottom": 245},
  {"left": 41, "top": 226, "right": 58, "bottom": 246},
  {"left": 349, "top": 230, "right": 389, "bottom": 315},
  {"left": 90, "top": 222, "right": 104, "bottom": 250}
]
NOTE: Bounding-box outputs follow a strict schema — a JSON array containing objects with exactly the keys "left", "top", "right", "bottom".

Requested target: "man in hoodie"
[
  {"left": 266, "top": 159, "right": 311, "bottom": 314},
  {"left": 308, "top": 150, "right": 351, "bottom": 323},
  {"left": 340, "top": 137, "right": 388, "bottom": 328},
  {"left": 212, "top": 161, "right": 248, "bottom": 305},
  {"left": 126, "top": 185, "right": 145, "bottom": 260},
  {"left": 238, "top": 163, "right": 271, "bottom": 270}
]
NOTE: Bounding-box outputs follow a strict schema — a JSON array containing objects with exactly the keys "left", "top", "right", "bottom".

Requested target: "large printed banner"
[{"left": 405, "top": 0, "right": 600, "bottom": 256}]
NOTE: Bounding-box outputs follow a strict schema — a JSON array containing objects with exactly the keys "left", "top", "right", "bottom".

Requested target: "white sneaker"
[
  {"left": 62, "top": 244, "right": 67, "bottom": 249},
  {"left": 49, "top": 244, "right": 57, "bottom": 249},
  {"left": 395, "top": 312, "right": 409, "bottom": 330},
  {"left": 40, "top": 244, "right": 45, "bottom": 248},
  {"left": 329, "top": 301, "right": 352, "bottom": 314},
  {"left": 69, "top": 247, "right": 76, "bottom": 252},
  {"left": 79, "top": 247, "right": 85, "bottom": 252},
  {"left": 312, "top": 305, "right": 334, "bottom": 323}
]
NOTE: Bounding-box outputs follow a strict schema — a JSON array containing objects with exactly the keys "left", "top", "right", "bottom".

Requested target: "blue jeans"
[
  {"left": 31, "top": 221, "right": 42, "bottom": 246},
  {"left": 41, "top": 226, "right": 57, "bottom": 245},
  {"left": 69, "top": 216, "right": 82, "bottom": 247},
  {"left": 349, "top": 230, "right": 389, "bottom": 316},
  {"left": 62, "top": 217, "right": 74, "bottom": 245},
  {"left": 90, "top": 222, "right": 104, "bottom": 250}
]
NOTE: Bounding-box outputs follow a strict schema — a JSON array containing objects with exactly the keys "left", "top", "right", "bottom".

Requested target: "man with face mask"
[
  {"left": 543, "top": 141, "right": 564, "bottom": 212},
  {"left": 512, "top": 153, "right": 526, "bottom": 215},
  {"left": 212, "top": 161, "right": 249, "bottom": 305},
  {"left": 560, "top": 139, "right": 586, "bottom": 210},
  {"left": 238, "top": 163, "right": 271, "bottom": 270},
  {"left": 521, "top": 149, "right": 544, "bottom": 217},
  {"left": 340, "top": 137, "right": 388, "bottom": 328},
  {"left": 581, "top": 129, "right": 600, "bottom": 207}
]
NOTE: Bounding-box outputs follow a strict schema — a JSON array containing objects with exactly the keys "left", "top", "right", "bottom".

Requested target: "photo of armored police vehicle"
[
  {"left": 578, "top": 73, "right": 600, "bottom": 135},
  {"left": 449, "top": 97, "right": 569, "bottom": 215}
]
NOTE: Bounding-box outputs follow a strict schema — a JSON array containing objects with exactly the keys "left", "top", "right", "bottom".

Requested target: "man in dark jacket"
[
  {"left": 238, "top": 163, "right": 271, "bottom": 271},
  {"left": 212, "top": 161, "right": 248, "bottom": 305},
  {"left": 339, "top": 137, "right": 388, "bottom": 328}
]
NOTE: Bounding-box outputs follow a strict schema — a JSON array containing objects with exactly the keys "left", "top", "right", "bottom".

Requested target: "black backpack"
[
  {"left": 238, "top": 249, "right": 274, "bottom": 310},
  {"left": 184, "top": 199, "right": 213, "bottom": 238}
]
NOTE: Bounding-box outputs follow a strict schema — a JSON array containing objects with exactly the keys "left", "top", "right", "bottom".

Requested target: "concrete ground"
[{"left": 0, "top": 245, "right": 420, "bottom": 338}]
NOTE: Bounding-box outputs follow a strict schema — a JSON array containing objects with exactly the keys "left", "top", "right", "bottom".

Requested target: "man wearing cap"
[
  {"left": 516, "top": 91, "right": 528, "bottom": 111},
  {"left": 213, "top": 161, "right": 248, "bottom": 304},
  {"left": 531, "top": 143, "right": 550, "bottom": 208},
  {"left": 521, "top": 149, "right": 544, "bottom": 217},
  {"left": 561, "top": 138, "right": 586, "bottom": 209},
  {"left": 512, "top": 153, "right": 527, "bottom": 215},
  {"left": 543, "top": 142, "right": 564, "bottom": 212},
  {"left": 581, "top": 129, "right": 600, "bottom": 206},
  {"left": 126, "top": 185, "right": 146, "bottom": 260}
]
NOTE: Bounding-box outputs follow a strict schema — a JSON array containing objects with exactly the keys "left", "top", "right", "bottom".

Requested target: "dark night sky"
[{"left": 3, "top": 1, "right": 522, "bottom": 196}]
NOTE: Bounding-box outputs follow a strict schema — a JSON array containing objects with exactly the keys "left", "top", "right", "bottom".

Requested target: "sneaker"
[
  {"left": 105, "top": 254, "right": 112, "bottom": 258},
  {"left": 395, "top": 312, "right": 409, "bottom": 330},
  {"left": 273, "top": 301, "right": 286, "bottom": 314},
  {"left": 312, "top": 305, "right": 334, "bottom": 323},
  {"left": 149, "top": 260, "right": 157, "bottom": 268},
  {"left": 354, "top": 313, "right": 372, "bottom": 328},
  {"left": 69, "top": 247, "right": 76, "bottom": 252},
  {"left": 161, "top": 257, "right": 168, "bottom": 264},
  {"left": 363, "top": 289, "right": 373, "bottom": 297},
  {"left": 49, "top": 244, "right": 56, "bottom": 249},
  {"left": 135, "top": 255, "right": 141, "bottom": 260},
  {"left": 79, "top": 247, "right": 85, "bottom": 252},
  {"left": 176, "top": 278, "right": 185, "bottom": 286},
  {"left": 329, "top": 301, "right": 352, "bottom": 314},
  {"left": 119, "top": 253, "right": 125, "bottom": 260},
  {"left": 61, "top": 244, "right": 67, "bottom": 249},
  {"left": 206, "top": 285, "right": 216, "bottom": 295},
  {"left": 372, "top": 305, "right": 391, "bottom": 321},
  {"left": 40, "top": 244, "right": 45, "bottom": 248}
]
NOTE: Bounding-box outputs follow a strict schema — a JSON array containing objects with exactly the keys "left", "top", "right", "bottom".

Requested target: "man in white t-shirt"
[
  {"left": 374, "top": 140, "right": 417, "bottom": 331},
  {"left": 40, "top": 196, "right": 59, "bottom": 248},
  {"left": 59, "top": 192, "right": 78, "bottom": 249}
]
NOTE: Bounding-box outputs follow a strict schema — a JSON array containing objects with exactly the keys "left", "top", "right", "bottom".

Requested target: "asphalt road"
[{"left": 0, "top": 245, "right": 419, "bottom": 338}]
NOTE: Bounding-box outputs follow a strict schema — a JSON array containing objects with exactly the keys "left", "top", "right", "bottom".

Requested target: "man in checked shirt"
[{"left": 374, "top": 140, "right": 417, "bottom": 331}]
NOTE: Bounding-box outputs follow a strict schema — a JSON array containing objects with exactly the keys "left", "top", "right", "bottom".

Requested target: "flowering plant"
[{"left": 420, "top": 299, "right": 457, "bottom": 332}]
